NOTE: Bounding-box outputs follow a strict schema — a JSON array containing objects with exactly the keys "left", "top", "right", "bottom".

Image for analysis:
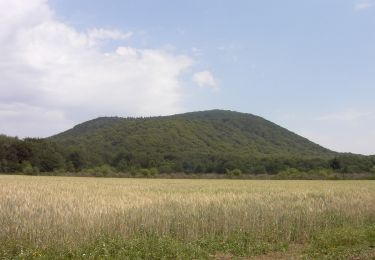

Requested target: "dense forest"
[{"left": 1, "top": 110, "right": 375, "bottom": 176}]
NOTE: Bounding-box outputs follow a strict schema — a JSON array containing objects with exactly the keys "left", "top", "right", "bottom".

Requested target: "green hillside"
[
  {"left": 50, "top": 110, "right": 337, "bottom": 173},
  {"left": 2, "top": 110, "right": 375, "bottom": 175},
  {"left": 54, "top": 110, "right": 333, "bottom": 156}
]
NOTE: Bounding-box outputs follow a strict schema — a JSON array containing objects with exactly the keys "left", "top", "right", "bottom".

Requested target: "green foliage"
[
  {"left": 86, "top": 164, "right": 114, "bottom": 177},
  {"left": 65, "top": 161, "right": 75, "bottom": 172},
  {"left": 275, "top": 168, "right": 341, "bottom": 180},
  {"left": 149, "top": 167, "right": 159, "bottom": 176},
  {"left": 277, "top": 168, "right": 304, "bottom": 179},
  {"left": 0, "top": 135, "right": 65, "bottom": 173},
  {"left": 313, "top": 169, "right": 338, "bottom": 179},
  {"left": 251, "top": 165, "right": 267, "bottom": 174},
  {"left": 1, "top": 110, "right": 375, "bottom": 176},
  {"left": 0, "top": 232, "right": 288, "bottom": 259},
  {"left": 3, "top": 226, "right": 374, "bottom": 259},
  {"left": 226, "top": 168, "right": 242, "bottom": 177},
  {"left": 158, "top": 162, "right": 176, "bottom": 174},
  {"left": 33, "top": 167, "right": 40, "bottom": 175},
  {"left": 21, "top": 161, "right": 34, "bottom": 175},
  {"left": 139, "top": 168, "right": 151, "bottom": 177},
  {"left": 129, "top": 167, "right": 138, "bottom": 177},
  {"left": 66, "top": 150, "right": 87, "bottom": 171},
  {"left": 332, "top": 154, "right": 374, "bottom": 173},
  {"left": 330, "top": 157, "right": 341, "bottom": 170},
  {"left": 50, "top": 110, "right": 336, "bottom": 174},
  {"left": 305, "top": 225, "right": 375, "bottom": 259}
]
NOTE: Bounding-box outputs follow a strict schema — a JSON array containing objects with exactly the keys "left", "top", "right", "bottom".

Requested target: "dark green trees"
[
  {"left": 0, "top": 135, "right": 64, "bottom": 173},
  {"left": 0, "top": 110, "right": 374, "bottom": 175}
]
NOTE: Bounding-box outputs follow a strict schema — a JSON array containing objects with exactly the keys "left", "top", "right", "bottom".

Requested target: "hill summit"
[{"left": 50, "top": 110, "right": 335, "bottom": 173}]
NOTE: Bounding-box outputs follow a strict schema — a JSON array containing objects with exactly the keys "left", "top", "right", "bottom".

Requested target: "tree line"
[{"left": 1, "top": 134, "right": 374, "bottom": 176}]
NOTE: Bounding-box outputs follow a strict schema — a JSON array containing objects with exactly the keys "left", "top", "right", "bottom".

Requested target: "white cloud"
[
  {"left": 193, "top": 70, "right": 219, "bottom": 91},
  {"left": 116, "top": 46, "right": 138, "bottom": 57},
  {"left": 88, "top": 28, "right": 132, "bottom": 41},
  {"left": 0, "top": 0, "right": 194, "bottom": 137},
  {"left": 88, "top": 28, "right": 132, "bottom": 47},
  {"left": 354, "top": 0, "right": 375, "bottom": 11}
]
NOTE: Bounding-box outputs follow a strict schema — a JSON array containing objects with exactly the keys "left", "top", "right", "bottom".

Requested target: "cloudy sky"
[{"left": 0, "top": 0, "right": 374, "bottom": 155}]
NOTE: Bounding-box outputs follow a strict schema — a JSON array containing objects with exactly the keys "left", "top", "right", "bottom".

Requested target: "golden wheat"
[{"left": 0, "top": 175, "right": 374, "bottom": 251}]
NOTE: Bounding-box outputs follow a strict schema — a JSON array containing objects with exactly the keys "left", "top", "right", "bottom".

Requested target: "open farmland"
[{"left": 0, "top": 176, "right": 374, "bottom": 259}]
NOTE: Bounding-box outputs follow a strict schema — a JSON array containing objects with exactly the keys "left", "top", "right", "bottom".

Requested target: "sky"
[{"left": 0, "top": 0, "right": 374, "bottom": 155}]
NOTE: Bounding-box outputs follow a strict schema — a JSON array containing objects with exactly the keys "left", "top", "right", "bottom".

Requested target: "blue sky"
[{"left": 0, "top": 0, "right": 374, "bottom": 154}]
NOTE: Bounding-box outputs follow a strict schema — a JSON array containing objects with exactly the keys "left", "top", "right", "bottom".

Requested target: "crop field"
[{"left": 0, "top": 176, "right": 374, "bottom": 259}]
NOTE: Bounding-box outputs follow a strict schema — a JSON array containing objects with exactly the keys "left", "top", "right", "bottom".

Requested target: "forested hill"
[
  {"left": 2, "top": 110, "right": 375, "bottom": 174},
  {"left": 52, "top": 110, "right": 333, "bottom": 158},
  {"left": 47, "top": 110, "right": 337, "bottom": 173}
]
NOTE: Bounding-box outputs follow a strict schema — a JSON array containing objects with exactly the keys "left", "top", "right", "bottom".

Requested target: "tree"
[
  {"left": 330, "top": 158, "right": 341, "bottom": 170},
  {"left": 22, "top": 162, "right": 34, "bottom": 175},
  {"left": 226, "top": 168, "right": 242, "bottom": 177},
  {"left": 139, "top": 168, "right": 151, "bottom": 177},
  {"left": 68, "top": 151, "right": 86, "bottom": 170}
]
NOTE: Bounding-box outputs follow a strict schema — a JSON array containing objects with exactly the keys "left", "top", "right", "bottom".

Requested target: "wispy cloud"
[
  {"left": 87, "top": 28, "right": 132, "bottom": 47},
  {"left": 354, "top": 0, "right": 375, "bottom": 11},
  {"left": 193, "top": 70, "right": 219, "bottom": 91}
]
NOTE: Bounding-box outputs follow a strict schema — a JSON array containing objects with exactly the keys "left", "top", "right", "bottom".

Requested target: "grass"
[{"left": 0, "top": 176, "right": 374, "bottom": 259}]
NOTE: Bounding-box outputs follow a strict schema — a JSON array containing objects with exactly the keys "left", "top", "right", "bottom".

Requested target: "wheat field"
[{"left": 1, "top": 175, "right": 374, "bottom": 259}]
